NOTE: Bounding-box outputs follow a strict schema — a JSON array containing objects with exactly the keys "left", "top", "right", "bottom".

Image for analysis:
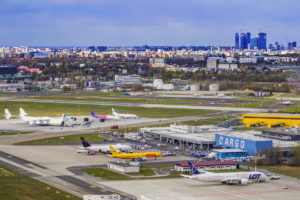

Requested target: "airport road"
[
  {"left": 0, "top": 111, "right": 238, "bottom": 145},
  {"left": 2, "top": 98, "right": 270, "bottom": 112}
]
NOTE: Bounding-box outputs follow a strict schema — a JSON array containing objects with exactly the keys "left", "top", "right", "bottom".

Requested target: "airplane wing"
[{"left": 180, "top": 174, "right": 197, "bottom": 179}]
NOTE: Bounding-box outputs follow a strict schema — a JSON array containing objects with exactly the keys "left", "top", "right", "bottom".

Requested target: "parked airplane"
[
  {"left": 90, "top": 111, "right": 108, "bottom": 120},
  {"left": 17, "top": 108, "right": 67, "bottom": 126},
  {"left": 181, "top": 162, "right": 267, "bottom": 185},
  {"left": 280, "top": 101, "right": 294, "bottom": 105},
  {"left": 112, "top": 108, "right": 139, "bottom": 119},
  {"left": 78, "top": 137, "right": 132, "bottom": 153},
  {"left": 90, "top": 110, "right": 121, "bottom": 120},
  {"left": 109, "top": 146, "right": 162, "bottom": 160}
]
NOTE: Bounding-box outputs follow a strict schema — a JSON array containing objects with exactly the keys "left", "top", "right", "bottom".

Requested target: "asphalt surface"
[{"left": 0, "top": 150, "right": 137, "bottom": 199}]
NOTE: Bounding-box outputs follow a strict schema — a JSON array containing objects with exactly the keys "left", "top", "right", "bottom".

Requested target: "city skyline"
[{"left": 1, "top": 0, "right": 299, "bottom": 46}]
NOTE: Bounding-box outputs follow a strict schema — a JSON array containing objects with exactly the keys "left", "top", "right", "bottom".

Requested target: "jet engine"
[{"left": 240, "top": 178, "right": 248, "bottom": 185}]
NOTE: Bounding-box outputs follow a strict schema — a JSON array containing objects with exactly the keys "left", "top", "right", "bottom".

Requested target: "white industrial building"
[
  {"left": 114, "top": 75, "right": 141, "bottom": 86},
  {"left": 107, "top": 161, "right": 140, "bottom": 173}
]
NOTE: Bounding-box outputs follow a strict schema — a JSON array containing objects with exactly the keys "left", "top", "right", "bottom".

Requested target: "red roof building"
[{"left": 175, "top": 161, "right": 237, "bottom": 172}]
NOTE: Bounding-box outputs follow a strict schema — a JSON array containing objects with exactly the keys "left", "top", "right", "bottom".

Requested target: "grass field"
[
  {"left": 0, "top": 101, "right": 217, "bottom": 118},
  {"left": 83, "top": 168, "right": 132, "bottom": 180},
  {"left": 18, "top": 133, "right": 106, "bottom": 145},
  {"left": 83, "top": 166, "right": 180, "bottom": 180},
  {"left": 234, "top": 127, "right": 269, "bottom": 131},
  {"left": 182, "top": 116, "right": 237, "bottom": 126},
  {"left": 0, "top": 131, "right": 32, "bottom": 136},
  {"left": 280, "top": 104, "right": 300, "bottom": 113},
  {"left": 223, "top": 102, "right": 270, "bottom": 108},
  {"left": 22, "top": 96, "right": 204, "bottom": 105},
  {"left": 0, "top": 165, "right": 80, "bottom": 200},
  {"left": 260, "top": 165, "right": 300, "bottom": 178}
]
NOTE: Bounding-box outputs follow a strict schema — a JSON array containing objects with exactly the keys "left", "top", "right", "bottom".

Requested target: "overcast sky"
[{"left": 0, "top": 0, "right": 299, "bottom": 46}]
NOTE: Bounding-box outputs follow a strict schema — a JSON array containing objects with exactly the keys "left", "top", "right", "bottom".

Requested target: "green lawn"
[
  {"left": 22, "top": 96, "right": 204, "bottom": 105},
  {"left": 0, "top": 165, "right": 80, "bottom": 200},
  {"left": 182, "top": 116, "right": 237, "bottom": 126},
  {"left": 17, "top": 133, "right": 106, "bottom": 145},
  {"left": 234, "top": 127, "right": 269, "bottom": 131},
  {"left": 223, "top": 102, "right": 270, "bottom": 108},
  {"left": 83, "top": 166, "right": 180, "bottom": 180},
  {"left": 0, "top": 131, "right": 32, "bottom": 136},
  {"left": 83, "top": 168, "right": 132, "bottom": 180},
  {"left": 129, "top": 168, "right": 156, "bottom": 176},
  {"left": 260, "top": 165, "right": 300, "bottom": 178},
  {"left": 280, "top": 104, "right": 300, "bottom": 113},
  {"left": 0, "top": 101, "right": 217, "bottom": 118}
]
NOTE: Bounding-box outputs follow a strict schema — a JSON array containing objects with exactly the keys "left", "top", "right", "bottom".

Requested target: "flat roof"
[
  {"left": 242, "top": 113, "right": 300, "bottom": 117},
  {"left": 176, "top": 161, "right": 236, "bottom": 167},
  {"left": 213, "top": 149, "right": 247, "bottom": 153}
]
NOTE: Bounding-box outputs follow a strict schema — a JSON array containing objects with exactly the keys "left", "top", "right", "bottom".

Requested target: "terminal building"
[{"left": 242, "top": 113, "right": 300, "bottom": 128}]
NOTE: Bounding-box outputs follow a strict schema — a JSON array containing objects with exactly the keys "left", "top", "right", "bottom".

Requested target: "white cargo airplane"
[
  {"left": 181, "top": 162, "right": 267, "bottom": 185},
  {"left": 112, "top": 108, "right": 139, "bottom": 119},
  {"left": 4, "top": 108, "right": 67, "bottom": 126},
  {"left": 78, "top": 137, "right": 132, "bottom": 153}
]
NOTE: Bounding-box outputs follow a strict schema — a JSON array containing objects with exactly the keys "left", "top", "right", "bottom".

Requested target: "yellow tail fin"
[{"left": 109, "top": 146, "right": 118, "bottom": 155}]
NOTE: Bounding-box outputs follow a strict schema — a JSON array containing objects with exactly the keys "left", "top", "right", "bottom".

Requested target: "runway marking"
[
  {"left": 193, "top": 188, "right": 300, "bottom": 197},
  {"left": 89, "top": 185, "right": 96, "bottom": 188}
]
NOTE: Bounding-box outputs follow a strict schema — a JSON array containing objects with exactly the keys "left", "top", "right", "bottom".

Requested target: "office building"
[
  {"left": 235, "top": 33, "right": 240, "bottom": 49},
  {"left": 240, "top": 33, "right": 248, "bottom": 49},
  {"left": 258, "top": 32, "right": 267, "bottom": 50},
  {"left": 250, "top": 38, "right": 259, "bottom": 49},
  {"left": 246, "top": 32, "right": 251, "bottom": 46}
]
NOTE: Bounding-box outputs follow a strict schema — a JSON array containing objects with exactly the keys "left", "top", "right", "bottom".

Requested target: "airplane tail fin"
[
  {"left": 19, "top": 108, "right": 28, "bottom": 117},
  {"left": 62, "top": 114, "right": 68, "bottom": 122},
  {"left": 90, "top": 110, "right": 96, "bottom": 116},
  {"left": 80, "top": 137, "right": 91, "bottom": 147},
  {"left": 109, "top": 146, "right": 119, "bottom": 155},
  {"left": 188, "top": 161, "right": 200, "bottom": 175},
  {"left": 4, "top": 109, "right": 12, "bottom": 119},
  {"left": 112, "top": 108, "right": 116, "bottom": 115}
]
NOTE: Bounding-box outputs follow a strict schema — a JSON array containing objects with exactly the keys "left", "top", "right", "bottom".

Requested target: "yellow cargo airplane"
[{"left": 109, "top": 146, "right": 162, "bottom": 160}]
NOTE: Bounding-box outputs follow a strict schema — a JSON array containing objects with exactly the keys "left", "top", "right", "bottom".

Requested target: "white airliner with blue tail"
[{"left": 181, "top": 162, "right": 267, "bottom": 185}]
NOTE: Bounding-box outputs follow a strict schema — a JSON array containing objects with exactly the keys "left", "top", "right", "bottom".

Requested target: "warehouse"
[
  {"left": 261, "top": 129, "right": 300, "bottom": 141},
  {"left": 242, "top": 113, "right": 300, "bottom": 128},
  {"left": 215, "top": 133, "right": 273, "bottom": 155},
  {"left": 175, "top": 161, "right": 237, "bottom": 172}
]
